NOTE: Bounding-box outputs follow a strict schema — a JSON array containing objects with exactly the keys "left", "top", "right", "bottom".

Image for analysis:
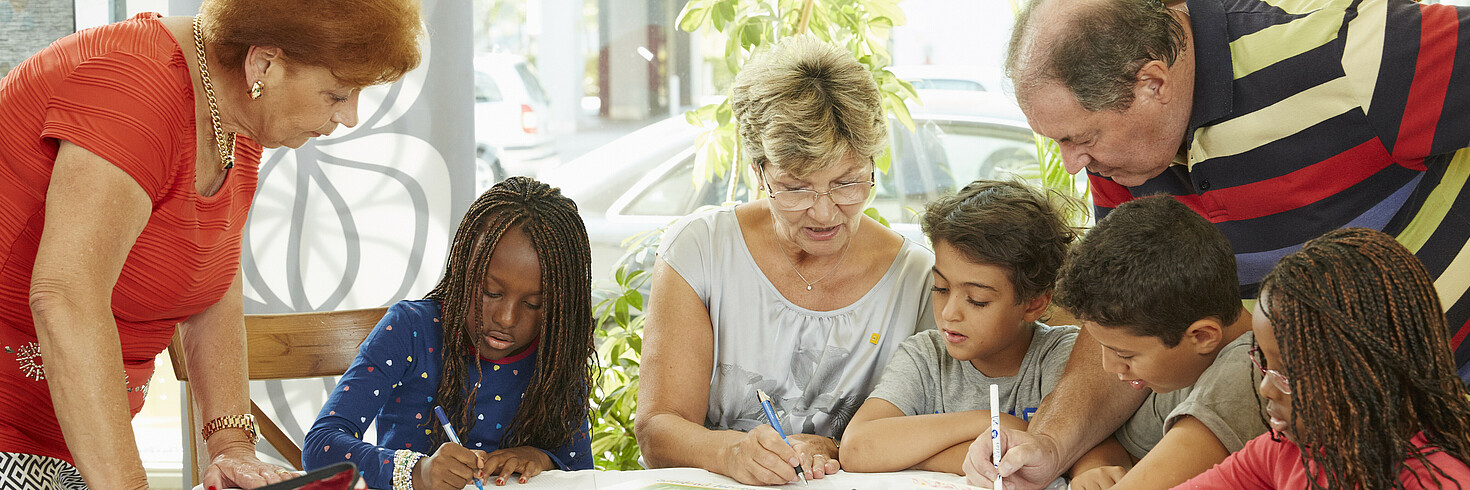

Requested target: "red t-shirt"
[
  {"left": 0, "top": 12, "right": 261, "bottom": 463},
  {"left": 1178, "top": 431, "right": 1470, "bottom": 489}
]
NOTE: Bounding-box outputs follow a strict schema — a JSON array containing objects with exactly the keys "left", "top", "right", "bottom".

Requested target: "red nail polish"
[
  {"left": 520, "top": 477, "right": 527, "bottom": 484},
  {"left": 208, "top": 486, "right": 218, "bottom": 490}
]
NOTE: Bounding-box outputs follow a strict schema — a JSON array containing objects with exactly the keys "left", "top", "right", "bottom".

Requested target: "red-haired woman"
[{"left": 0, "top": 0, "right": 423, "bottom": 488}]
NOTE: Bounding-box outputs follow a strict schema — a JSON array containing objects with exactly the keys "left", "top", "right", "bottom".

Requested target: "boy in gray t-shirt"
[
  {"left": 870, "top": 323, "right": 1076, "bottom": 422},
  {"left": 1053, "top": 196, "right": 1268, "bottom": 489},
  {"left": 839, "top": 181, "right": 1100, "bottom": 476}
]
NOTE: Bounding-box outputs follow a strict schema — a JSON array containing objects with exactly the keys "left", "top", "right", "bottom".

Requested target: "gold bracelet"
[{"left": 201, "top": 414, "right": 258, "bottom": 445}]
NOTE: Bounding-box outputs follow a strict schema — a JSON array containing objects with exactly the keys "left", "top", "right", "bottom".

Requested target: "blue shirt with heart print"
[{"left": 304, "top": 299, "right": 592, "bottom": 488}]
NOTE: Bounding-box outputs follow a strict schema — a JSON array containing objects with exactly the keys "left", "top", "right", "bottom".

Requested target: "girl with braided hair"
[
  {"left": 1181, "top": 227, "right": 1470, "bottom": 489},
  {"left": 305, "top": 176, "right": 595, "bottom": 490}
]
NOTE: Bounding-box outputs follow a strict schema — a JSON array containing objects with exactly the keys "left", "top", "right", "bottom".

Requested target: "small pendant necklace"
[{"left": 771, "top": 220, "right": 852, "bottom": 291}]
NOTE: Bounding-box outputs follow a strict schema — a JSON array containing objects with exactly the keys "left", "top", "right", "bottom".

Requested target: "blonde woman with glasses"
[{"left": 635, "top": 35, "right": 936, "bottom": 486}]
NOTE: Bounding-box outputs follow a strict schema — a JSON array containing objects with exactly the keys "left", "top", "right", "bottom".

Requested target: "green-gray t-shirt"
[
  {"left": 867, "top": 323, "right": 1078, "bottom": 421},
  {"left": 1114, "top": 332, "right": 1268, "bottom": 458}
]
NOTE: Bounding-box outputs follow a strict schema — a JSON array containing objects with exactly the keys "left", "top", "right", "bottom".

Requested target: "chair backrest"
[{"left": 169, "top": 307, "right": 387, "bottom": 479}]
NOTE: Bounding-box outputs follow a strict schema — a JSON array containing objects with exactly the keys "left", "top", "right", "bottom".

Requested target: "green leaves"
[
  {"left": 590, "top": 261, "right": 653, "bottom": 470},
  {"left": 677, "top": 0, "right": 712, "bottom": 32},
  {"left": 1032, "top": 133, "right": 1092, "bottom": 227},
  {"left": 677, "top": 0, "right": 916, "bottom": 223},
  {"left": 863, "top": 206, "right": 891, "bottom": 227},
  {"left": 688, "top": 101, "right": 740, "bottom": 191}
]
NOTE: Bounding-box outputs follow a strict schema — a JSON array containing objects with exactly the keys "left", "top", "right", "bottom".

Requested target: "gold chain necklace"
[
  {"left": 192, "top": 16, "right": 235, "bottom": 171},
  {"left": 771, "top": 219, "right": 852, "bottom": 291}
]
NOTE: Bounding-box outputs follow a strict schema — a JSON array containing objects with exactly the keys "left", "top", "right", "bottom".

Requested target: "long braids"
[
  {"left": 423, "top": 176, "right": 596, "bottom": 450},
  {"left": 1259, "top": 227, "right": 1470, "bottom": 489}
]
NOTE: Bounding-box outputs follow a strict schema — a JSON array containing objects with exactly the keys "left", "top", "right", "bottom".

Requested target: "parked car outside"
[
  {"left": 474, "top": 53, "right": 560, "bottom": 192},
  {"left": 540, "top": 90, "right": 1041, "bottom": 285},
  {"left": 886, "top": 64, "right": 1006, "bottom": 93}
]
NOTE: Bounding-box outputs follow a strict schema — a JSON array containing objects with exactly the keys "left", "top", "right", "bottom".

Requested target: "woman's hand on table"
[
  {"left": 719, "top": 425, "right": 808, "bottom": 486},
  {"left": 418, "top": 442, "right": 488, "bottom": 490},
  {"left": 200, "top": 448, "right": 297, "bottom": 489},
  {"left": 787, "top": 433, "right": 841, "bottom": 479},
  {"left": 482, "top": 446, "right": 553, "bottom": 485}
]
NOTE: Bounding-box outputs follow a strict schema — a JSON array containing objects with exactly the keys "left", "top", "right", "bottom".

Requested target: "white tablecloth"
[
  {"left": 204, "top": 467, "right": 1069, "bottom": 489},
  {"left": 491, "top": 467, "right": 975, "bottom": 489},
  {"left": 450, "top": 467, "right": 1067, "bottom": 490}
]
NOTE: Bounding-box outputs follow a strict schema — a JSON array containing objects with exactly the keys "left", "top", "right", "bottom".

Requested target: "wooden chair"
[{"left": 168, "top": 307, "right": 388, "bottom": 480}]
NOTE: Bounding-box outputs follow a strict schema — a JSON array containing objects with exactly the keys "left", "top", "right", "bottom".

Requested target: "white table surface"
[
  {"left": 203, "top": 467, "right": 1069, "bottom": 490},
  {"left": 488, "top": 467, "right": 977, "bottom": 489}
]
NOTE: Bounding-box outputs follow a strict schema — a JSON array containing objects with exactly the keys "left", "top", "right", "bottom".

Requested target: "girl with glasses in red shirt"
[{"left": 1180, "top": 228, "right": 1470, "bottom": 489}]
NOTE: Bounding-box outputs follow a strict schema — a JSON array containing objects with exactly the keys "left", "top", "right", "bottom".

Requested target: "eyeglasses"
[
  {"left": 758, "top": 165, "right": 875, "bottom": 211},
  {"left": 1248, "top": 345, "right": 1292, "bottom": 395}
]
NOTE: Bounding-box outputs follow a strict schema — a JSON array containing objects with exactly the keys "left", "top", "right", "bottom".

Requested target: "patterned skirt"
[{"left": 0, "top": 452, "right": 86, "bottom": 490}]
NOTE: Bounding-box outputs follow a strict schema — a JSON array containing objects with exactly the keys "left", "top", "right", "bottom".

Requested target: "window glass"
[
  {"left": 515, "top": 63, "right": 551, "bottom": 105},
  {"left": 622, "top": 156, "right": 748, "bottom": 216},
  {"left": 878, "top": 118, "right": 1039, "bottom": 223},
  {"left": 623, "top": 158, "right": 700, "bottom": 217},
  {"left": 475, "top": 71, "right": 503, "bottom": 103},
  {"left": 909, "top": 79, "right": 987, "bottom": 91}
]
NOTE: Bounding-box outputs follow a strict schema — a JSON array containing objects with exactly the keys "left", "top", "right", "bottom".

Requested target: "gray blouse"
[{"left": 657, "top": 206, "right": 936, "bottom": 439}]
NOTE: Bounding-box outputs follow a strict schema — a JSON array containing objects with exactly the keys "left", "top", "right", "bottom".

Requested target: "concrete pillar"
[
  {"left": 540, "top": 0, "right": 585, "bottom": 133},
  {"left": 600, "top": 0, "right": 652, "bottom": 120}
]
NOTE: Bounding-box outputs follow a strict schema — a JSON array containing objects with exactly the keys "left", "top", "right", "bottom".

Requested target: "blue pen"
[
  {"left": 755, "top": 389, "right": 808, "bottom": 486},
  {"left": 433, "top": 406, "right": 485, "bottom": 490}
]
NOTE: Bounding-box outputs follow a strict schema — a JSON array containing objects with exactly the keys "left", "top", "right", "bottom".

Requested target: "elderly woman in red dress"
[{"left": 0, "top": 0, "right": 422, "bottom": 487}]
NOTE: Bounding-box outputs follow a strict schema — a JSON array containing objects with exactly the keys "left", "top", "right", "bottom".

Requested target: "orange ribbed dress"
[{"left": 0, "top": 12, "right": 262, "bottom": 463}]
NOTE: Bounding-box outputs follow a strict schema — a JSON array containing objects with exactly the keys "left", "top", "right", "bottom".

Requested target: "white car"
[
  {"left": 886, "top": 64, "right": 1007, "bottom": 93},
  {"left": 474, "top": 53, "right": 560, "bottom": 191},
  {"left": 542, "top": 90, "right": 1042, "bottom": 282}
]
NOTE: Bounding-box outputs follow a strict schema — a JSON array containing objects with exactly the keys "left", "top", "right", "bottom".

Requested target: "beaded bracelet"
[{"left": 392, "top": 449, "right": 424, "bottom": 490}]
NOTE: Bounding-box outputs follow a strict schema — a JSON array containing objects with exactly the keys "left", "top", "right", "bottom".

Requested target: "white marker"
[{"left": 991, "top": 383, "right": 1002, "bottom": 490}]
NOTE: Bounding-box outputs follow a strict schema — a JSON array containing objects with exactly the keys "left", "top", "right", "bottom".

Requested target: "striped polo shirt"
[{"left": 1088, "top": 0, "right": 1470, "bottom": 377}]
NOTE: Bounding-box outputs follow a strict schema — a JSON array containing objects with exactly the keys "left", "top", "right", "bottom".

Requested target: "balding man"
[{"left": 964, "top": 0, "right": 1470, "bottom": 488}]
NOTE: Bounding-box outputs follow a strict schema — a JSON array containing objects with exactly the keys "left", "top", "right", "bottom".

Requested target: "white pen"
[{"left": 991, "top": 384, "right": 1002, "bottom": 490}]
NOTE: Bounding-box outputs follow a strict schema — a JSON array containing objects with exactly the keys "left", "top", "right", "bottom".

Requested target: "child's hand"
[
  {"left": 482, "top": 446, "right": 554, "bottom": 485},
  {"left": 417, "top": 442, "right": 488, "bottom": 490},
  {"left": 1070, "top": 466, "right": 1127, "bottom": 490},
  {"left": 787, "top": 434, "right": 841, "bottom": 479}
]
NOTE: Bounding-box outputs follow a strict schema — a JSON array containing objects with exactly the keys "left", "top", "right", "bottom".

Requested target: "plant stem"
[
  {"left": 797, "top": 0, "right": 816, "bottom": 35},
  {"left": 725, "top": 145, "right": 745, "bottom": 204}
]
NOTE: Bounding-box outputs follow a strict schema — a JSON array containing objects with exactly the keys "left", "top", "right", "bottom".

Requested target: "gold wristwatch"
[{"left": 202, "top": 413, "right": 259, "bottom": 445}]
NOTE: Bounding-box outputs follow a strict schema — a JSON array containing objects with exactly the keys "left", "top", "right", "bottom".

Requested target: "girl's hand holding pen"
[{"left": 418, "top": 442, "right": 488, "bottom": 490}]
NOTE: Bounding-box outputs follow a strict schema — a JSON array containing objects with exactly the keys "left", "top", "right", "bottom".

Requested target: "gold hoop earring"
[{"left": 250, "top": 80, "right": 264, "bottom": 100}]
